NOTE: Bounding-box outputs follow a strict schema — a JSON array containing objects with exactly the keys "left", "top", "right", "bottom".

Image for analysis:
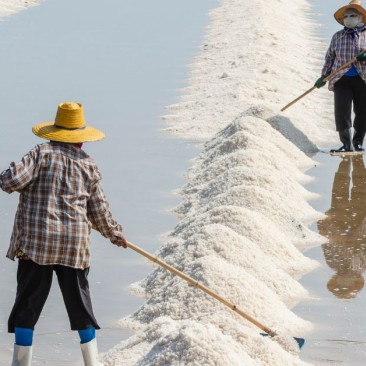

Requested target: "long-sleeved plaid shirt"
[
  {"left": 322, "top": 28, "right": 366, "bottom": 91},
  {"left": 0, "top": 142, "right": 124, "bottom": 269}
]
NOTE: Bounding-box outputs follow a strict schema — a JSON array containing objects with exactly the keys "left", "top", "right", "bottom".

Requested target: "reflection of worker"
[{"left": 318, "top": 155, "right": 366, "bottom": 299}]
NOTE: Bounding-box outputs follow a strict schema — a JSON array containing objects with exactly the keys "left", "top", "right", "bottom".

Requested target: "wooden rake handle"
[
  {"left": 280, "top": 52, "right": 365, "bottom": 112},
  {"left": 126, "top": 241, "right": 276, "bottom": 336},
  {"left": 280, "top": 86, "right": 316, "bottom": 112}
]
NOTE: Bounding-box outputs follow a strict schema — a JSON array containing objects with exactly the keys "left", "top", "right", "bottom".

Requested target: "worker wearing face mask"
[{"left": 315, "top": 0, "right": 366, "bottom": 153}]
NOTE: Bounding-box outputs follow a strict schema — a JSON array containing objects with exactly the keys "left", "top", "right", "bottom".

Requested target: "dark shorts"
[{"left": 8, "top": 259, "right": 100, "bottom": 333}]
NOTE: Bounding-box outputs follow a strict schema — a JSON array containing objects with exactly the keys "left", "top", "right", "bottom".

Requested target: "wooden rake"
[
  {"left": 281, "top": 49, "right": 366, "bottom": 112},
  {"left": 126, "top": 241, "right": 305, "bottom": 349}
]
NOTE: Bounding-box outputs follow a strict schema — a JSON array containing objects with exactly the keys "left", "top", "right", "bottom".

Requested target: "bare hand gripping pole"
[{"left": 126, "top": 241, "right": 305, "bottom": 349}]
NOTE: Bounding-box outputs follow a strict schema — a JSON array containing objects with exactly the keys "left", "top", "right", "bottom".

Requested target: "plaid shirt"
[
  {"left": 322, "top": 28, "right": 366, "bottom": 91},
  {"left": 0, "top": 142, "right": 124, "bottom": 269}
]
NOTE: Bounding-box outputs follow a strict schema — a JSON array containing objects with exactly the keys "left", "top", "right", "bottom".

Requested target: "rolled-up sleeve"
[{"left": 87, "top": 179, "right": 125, "bottom": 244}]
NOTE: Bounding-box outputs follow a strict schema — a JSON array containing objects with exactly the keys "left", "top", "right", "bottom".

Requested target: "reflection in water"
[{"left": 318, "top": 155, "right": 366, "bottom": 299}]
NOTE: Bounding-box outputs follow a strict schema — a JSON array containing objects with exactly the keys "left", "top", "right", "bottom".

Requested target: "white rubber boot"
[
  {"left": 11, "top": 344, "right": 33, "bottom": 366},
  {"left": 80, "top": 338, "right": 104, "bottom": 366}
]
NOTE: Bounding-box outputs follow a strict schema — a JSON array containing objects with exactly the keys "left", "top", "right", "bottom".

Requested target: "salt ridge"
[
  {"left": 0, "top": 0, "right": 40, "bottom": 19},
  {"left": 102, "top": 0, "right": 334, "bottom": 364}
]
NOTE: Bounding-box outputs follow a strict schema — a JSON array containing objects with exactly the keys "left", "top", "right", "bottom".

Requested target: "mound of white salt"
[
  {"left": 0, "top": 0, "right": 40, "bottom": 18},
  {"left": 102, "top": 0, "right": 329, "bottom": 363},
  {"left": 181, "top": 166, "right": 319, "bottom": 200},
  {"left": 106, "top": 114, "right": 323, "bottom": 364},
  {"left": 103, "top": 316, "right": 309, "bottom": 366},
  {"left": 179, "top": 165, "right": 319, "bottom": 214},
  {"left": 184, "top": 148, "right": 313, "bottom": 187},
  {"left": 169, "top": 206, "right": 320, "bottom": 276},
  {"left": 202, "top": 116, "right": 315, "bottom": 170},
  {"left": 123, "top": 253, "right": 312, "bottom": 334},
  {"left": 138, "top": 224, "right": 309, "bottom": 306},
  {"left": 175, "top": 183, "right": 322, "bottom": 239},
  {"left": 171, "top": 117, "right": 324, "bottom": 236},
  {"left": 161, "top": 0, "right": 334, "bottom": 145},
  {"left": 240, "top": 104, "right": 319, "bottom": 154}
]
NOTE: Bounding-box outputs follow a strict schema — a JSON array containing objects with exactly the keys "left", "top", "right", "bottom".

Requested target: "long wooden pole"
[
  {"left": 126, "top": 241, "right": 276, "bottom": 336},
  {"left": 281, "top": 56, "right": 360, "bottom": 112}
]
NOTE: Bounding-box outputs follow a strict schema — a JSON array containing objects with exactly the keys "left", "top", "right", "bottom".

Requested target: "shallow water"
[
  {"left": 297, "top": 151, "right": 366, "bottom": 365},
  {"left": 291, "top": 2, "right": 366, "bottom": 363},
  {"left": 0, "top": 0, "right": 215, "bottom": 364}
]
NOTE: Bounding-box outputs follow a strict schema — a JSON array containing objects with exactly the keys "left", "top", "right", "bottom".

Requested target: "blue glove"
[
  {"left": 314, "top": 76, "right": 326, "bottom": 89},
  {"left": 357, "top": 51, "right": 366, "bottom": 62}
]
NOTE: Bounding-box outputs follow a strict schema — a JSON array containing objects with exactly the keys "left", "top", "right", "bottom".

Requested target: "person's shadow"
[{"left": 318, "top": 155, "right": 366, "bottom": 299}]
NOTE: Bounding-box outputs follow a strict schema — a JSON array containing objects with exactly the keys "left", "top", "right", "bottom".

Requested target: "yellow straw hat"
[
  {"left": 334, "top": 0, "right": 366, "bottom": 25},
  {"left": 32, "top": 102, "right": 105, "bottom": 143}
]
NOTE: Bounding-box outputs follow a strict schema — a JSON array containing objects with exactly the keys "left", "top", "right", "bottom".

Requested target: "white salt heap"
[
  {"left": 0, "top": 0, "right": 40, "bottom": 19},
  {"left": 102, "top": 0, "right": 336, "bottom": 365},
  {"left": 170, "top": 209, "right": 319, "bottom": 278},
  {"left": 161, "top": 0, "right": 335, "bottom": 145}
]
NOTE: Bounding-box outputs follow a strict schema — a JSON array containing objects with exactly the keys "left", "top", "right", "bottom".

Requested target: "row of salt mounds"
[
  {"left": 174, "top": 116, "right": 326, "bottom": 250},
  {"left": 102, "top": 114, "right": 323, "bottom": 365},
  {"left": 0, "top": 0, "right": 41, "bottom": 19},
  {"left": 102, "top": 0, "right": 329, "bottom": 364},
  {"left": 162, "top": 0, "right": 336, "bottom": 148}
]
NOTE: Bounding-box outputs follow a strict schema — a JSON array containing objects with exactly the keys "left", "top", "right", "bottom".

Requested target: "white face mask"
[{"left": 343, "top": 11, "right": 363, "bottom": 28}]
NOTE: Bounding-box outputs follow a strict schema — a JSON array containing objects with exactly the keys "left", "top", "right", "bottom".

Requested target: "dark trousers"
[
  {"left": 8, "top": 259, "right": 100, "bottom": 333},
  {"left": 334, "top": 76, "right": 366, "bottom": 144}
]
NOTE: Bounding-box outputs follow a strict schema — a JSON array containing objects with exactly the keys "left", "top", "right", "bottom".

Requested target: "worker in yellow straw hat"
[
  {"left": 0, "top": 102, "right": 127, "bottom": 365},
  {"left": 314, "top": 0, "right": 366, "bottom": 153}
]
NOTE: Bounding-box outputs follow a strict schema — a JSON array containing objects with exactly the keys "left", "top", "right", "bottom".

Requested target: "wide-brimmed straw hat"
[
  {"left": 32, "top": 102, "right": 105, "bottom": 143},
  {"left": 334, "top": 0, "right": 366, "bottom": 25}
]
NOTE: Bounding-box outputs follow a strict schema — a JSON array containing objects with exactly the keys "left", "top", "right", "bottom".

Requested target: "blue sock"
[
  {"left": 15, "top": 327, "right": 33, "bottom": 346},
  {"left": 78, "top": 327, "right": 96, "bottom": 344}
]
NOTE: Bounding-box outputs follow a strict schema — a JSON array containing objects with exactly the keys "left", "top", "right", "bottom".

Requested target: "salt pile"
[
  {"left": 0, "top": 0, "right": 40, "bottom": 19},
  {"left": 102, "top": 0, "right": 335, "bottom": 365},
  {"left": 161, "top": 0, "right": 335, "bottom": 145}
]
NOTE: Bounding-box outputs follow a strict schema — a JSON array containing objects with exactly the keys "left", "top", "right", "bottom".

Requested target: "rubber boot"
[
  {"left": 330, "top": 128, "right": 353, "bottom": 153},
  {"left": 80, "top": 338, "right": 104, "bottom": 366},
  {"left": 11, "top": 345, "right": 33, "bottom": 366},
  {"left": 353, "top": 130, "right": 365, "bottom": 151}
]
